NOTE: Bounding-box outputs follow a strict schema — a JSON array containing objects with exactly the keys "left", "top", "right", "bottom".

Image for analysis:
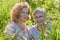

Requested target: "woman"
[
  {"left": 4, "top": 2, "right": 31, "bottom": 40},
  {"left": 28, "top": 7, "right": 54, "bottom": 40}
]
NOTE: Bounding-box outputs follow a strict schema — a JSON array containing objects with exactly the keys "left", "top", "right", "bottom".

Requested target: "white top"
[
  {"left": 28, "top": 23, "right": 54, "bottom": 40},
  {"left": 4, "top": 22, "right": 29, "bottom": 40}
]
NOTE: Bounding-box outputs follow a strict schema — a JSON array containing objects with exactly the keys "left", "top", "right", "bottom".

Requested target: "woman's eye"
[
  {"left": 39, "top": 16, "right": 43, "bottom": 18},
  {"left": 35, "top": 16, "right": 43, "bottom": 19},
  {"left": 22, "top": 12, "right": 28, "bottom": 14}
]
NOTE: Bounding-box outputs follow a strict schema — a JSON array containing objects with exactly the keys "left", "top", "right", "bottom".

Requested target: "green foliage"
[{"left": 0, "top": 0, "right": 60, "bottom": 40}]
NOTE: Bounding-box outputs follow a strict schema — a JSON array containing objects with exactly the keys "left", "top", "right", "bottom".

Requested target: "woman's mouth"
[{"left": 37, "top": 20, "right": 43, "bottom": 23}]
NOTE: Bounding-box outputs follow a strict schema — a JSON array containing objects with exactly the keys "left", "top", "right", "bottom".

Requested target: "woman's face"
[
  {"left": 33, "top": 13, "right": 46, "bottom": 25},
  {"left": 20, "top": 8, "right": 29, "bottom": 22}
]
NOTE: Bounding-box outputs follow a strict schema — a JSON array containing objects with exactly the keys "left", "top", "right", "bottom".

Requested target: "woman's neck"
[{"left": 17, "top": 22, "right": 26, "bottom": 30}]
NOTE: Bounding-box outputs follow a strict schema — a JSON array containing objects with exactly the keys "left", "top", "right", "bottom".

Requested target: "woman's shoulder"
[
  {"left": 3, "top": 22, "right": 17, "bottom": 36},
  {"left": 4, "top": 22, "right": 17, "bottom": 32},
  {"left": 46, "top": 22, "right": 54, "bottom": 31},
  {"left": 30, "top": 25, "right": 36, "bottom": 29},
  {"left": 7, "top": 22, "right": 16, "bottom": 29},
  {"left": 29, "top": 25, "right": 37, "bottom": 32}
]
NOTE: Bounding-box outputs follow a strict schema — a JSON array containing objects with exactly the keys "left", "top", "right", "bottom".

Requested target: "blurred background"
[{"left": 0, "top": 0, "right": 60, "bottom": 40}]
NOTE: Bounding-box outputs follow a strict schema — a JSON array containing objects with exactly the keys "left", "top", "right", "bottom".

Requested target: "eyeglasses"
[{"left": 34, "top": 15, "right": 44, "bottom": 19}]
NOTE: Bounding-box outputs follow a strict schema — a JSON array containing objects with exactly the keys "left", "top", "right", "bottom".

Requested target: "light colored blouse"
[
  {"left": 4, "top": 22, "right": 29, "bottom": 40},
  {"left": 28, "top": 23, "right": 54, "bottom": 40}
]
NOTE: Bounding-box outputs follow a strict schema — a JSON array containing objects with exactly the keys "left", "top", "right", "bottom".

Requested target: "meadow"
[{"left": 0, "top": 0, "right": 60, "bottom": 40}]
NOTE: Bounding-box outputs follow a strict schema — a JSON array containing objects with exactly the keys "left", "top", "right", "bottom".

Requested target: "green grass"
[{"left": 0, "top": 0, "right": 60, "bottom": 40}]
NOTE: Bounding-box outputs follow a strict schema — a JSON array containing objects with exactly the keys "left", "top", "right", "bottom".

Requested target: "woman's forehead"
[
  {"left": 34, "top": 13, "right": 44, "bottom": 16},
  {"left": 22, "top": 8, "right": 28, "bottom": 12}
]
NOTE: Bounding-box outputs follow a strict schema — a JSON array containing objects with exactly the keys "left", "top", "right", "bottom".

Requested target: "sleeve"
[{"left": 3, "top": 24, "right": 16, "bottom": 36}]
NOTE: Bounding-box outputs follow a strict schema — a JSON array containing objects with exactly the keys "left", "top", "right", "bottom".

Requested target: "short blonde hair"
[
  {"left": 10, "top": 2, "right": 31, "bottom": 23},
  {"left": 32, "top": 7, "right": 46, "bottom": 17}
]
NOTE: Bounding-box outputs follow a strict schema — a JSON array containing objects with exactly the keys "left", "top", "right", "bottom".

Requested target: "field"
[{"left": 0, "top": 0, "right": 60, "bottom": 40}]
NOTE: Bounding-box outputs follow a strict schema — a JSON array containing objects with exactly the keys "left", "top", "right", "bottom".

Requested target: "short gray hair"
[{"left": 33, "top": 7, "right": 46, "bottom": 15}]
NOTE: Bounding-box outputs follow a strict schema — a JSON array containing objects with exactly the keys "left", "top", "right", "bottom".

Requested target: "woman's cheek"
[
  {"left": 26, "top": 16, "right": 29, "bottom": 21},
  {"left": 26, "top": 15, "right": 30, "bottom": 21}
]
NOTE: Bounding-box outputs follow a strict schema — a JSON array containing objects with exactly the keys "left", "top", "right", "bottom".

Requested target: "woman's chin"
[{"left": 23, "top": 19, "right": 27, "bottom": 22}]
